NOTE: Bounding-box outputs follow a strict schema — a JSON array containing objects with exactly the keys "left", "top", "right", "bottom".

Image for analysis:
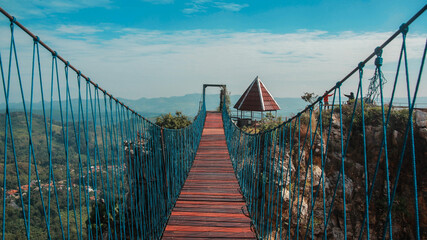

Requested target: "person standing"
[
  {"left": 323, "top": 91, "right": 333, "bottom": 109},
  {"left": 344, "top": 92, "right": 355, "bottom": 103}
]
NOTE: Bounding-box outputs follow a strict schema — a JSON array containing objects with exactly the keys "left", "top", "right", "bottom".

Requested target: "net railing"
[
  {"left": 0, "top": 7, "right": 206, "bottom": 240},
  {"left": 223, "top": 5, "right": 426, "bottom": 240}
]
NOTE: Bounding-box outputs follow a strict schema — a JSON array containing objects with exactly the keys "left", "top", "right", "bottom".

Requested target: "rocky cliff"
[{"left": 252, "top": 107, "right": 426, "bottom": 239}]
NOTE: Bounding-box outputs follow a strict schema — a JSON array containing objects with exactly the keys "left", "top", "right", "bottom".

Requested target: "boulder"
[
  {"left": 330, "top": 171, "right": 354, "bottom": 200},
  {"left": 419, "top": 127, "right": 427, "bottom": 140},
  {"left": 414, "top": 110, "right": 427, "bottom": 128},
  {"left": 330, "top": 227, "right": 345, "bottom": 239}
]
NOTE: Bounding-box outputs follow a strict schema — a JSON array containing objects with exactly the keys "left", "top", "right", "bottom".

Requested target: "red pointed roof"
[{"left": 234, "top": 76, "right": 280, "bottom": 111}]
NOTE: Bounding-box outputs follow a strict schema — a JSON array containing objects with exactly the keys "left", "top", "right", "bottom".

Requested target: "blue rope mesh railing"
[
  {"left": 0, "top": 7, "right": 206, "bottom": 239},
  {"left": 223, "top": 4, "right": 426, "bottom": 240}
]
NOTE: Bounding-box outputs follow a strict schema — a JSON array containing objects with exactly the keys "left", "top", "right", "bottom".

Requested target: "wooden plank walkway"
[{"left": 162, "top": 112, "right": 256, "bottom": 240}]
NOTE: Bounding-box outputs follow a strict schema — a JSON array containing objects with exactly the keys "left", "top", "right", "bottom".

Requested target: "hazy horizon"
[{"left": 1, "top": 1, "right": 426, "bottom": 104}]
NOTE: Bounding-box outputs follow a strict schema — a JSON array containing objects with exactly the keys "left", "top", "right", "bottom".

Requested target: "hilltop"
[{"left": 2, "top": 95, "right": 426, "bottom": 122}]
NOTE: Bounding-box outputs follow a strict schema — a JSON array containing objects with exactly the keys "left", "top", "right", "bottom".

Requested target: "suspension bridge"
[{"left": 0, "top": 4, "right": 426, "bottom": 240}]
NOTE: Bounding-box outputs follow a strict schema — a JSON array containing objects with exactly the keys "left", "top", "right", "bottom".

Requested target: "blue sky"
[
  {"left": 5, "top": 0, "right": 426, "bottom": 33},
  {"left": 0, "top": 0, "right": 426, "bottom": 101}
]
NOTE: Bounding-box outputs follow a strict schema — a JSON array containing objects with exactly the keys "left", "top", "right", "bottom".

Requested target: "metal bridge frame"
[{"left": 202, "top": 84, "right": 227, "bottom": 111}]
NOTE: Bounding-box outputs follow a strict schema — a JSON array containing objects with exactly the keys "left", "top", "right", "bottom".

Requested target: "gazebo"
[{"left": 233, "top": 76, "right": 280, "bottom": 127}]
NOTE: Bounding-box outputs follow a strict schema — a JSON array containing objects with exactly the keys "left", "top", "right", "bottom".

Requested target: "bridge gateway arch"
[{"left": 202, "top": 84, "right": 227, "bottom": 111}]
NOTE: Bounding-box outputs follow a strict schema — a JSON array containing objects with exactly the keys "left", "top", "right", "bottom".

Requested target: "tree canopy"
[
  {"left": 301, "top": 92, "right": 318, "bottom": 104},
  {"left": 155, "top": 111, "right": 192, "bottom": 129}
]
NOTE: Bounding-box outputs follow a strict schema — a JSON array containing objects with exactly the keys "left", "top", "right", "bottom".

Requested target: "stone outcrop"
[{"left": 256, "top": 108, "right": 427, "bottom": 239}]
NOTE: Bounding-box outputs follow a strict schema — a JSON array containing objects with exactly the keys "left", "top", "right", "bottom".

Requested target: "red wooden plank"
[
  {"left": 173, "top": 204, "right": 245, "bottom": 210},
  {"left": 163, "top": 237, "right": 255, "bottom": 240},
  {"left": 168, "top": 216, "right": 252, "bottom": 224},
  {"left": 171, "top": 208, "right": 245, "bottom": 214},
  {"left": 162, "top": 112, "right": 256, "bottom": 240},
  {"left": 176, "top": 197, "right": 245, "bottom": 202},
  {"left": 162, "top": 231, "right": 256, "bottom": 238},
  {"left": 180, "top": 192, "right": 242, "bottom": 196},
  {"left": 175, "top": 200, "right": 245, "bottom": 206},
  {"left": 165, "top": 225, "right": 253, "bottom": 233},
  {"left": 167, "top": 220, "right": 251, "bottom": 228}
]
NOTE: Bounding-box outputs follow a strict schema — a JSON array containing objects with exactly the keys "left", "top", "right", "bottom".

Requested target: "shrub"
[
  {"left": 155, "top": 111, "right": 192, "bottom": 129},
  {"left": 258, "top": 113, "right": 283, "bottom": 132}
]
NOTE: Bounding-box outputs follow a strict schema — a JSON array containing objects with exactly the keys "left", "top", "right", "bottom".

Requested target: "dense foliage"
[
  {"left": 218, "top": 88, "right": 231, "bottom": 112},
  {"left": 155, "top": 111, "right": 192, "bottom": 129},
  {"left": 0, "top": 112, "right": 122, "bottom": 239},
  {"left": 242, "top": 113, "right": 283, "bottom": 134},
  {"left": 301, "top": 92, "right": 318, "bottom": 104}
]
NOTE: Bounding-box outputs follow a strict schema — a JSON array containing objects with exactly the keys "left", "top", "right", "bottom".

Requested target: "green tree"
[
  {"left": 218, "top": 88, "right": 231, "bottom": 112},
  {"left": 301, "top": 92, "right": 318, "bottom": 104},
  {"left": 242, "top": 113, "right": 283, "bottom": 133},
  {"left": 259, "top": 112, "right": 283, "bottom": 132},
  {"left": 155, "top": 111, "right": 192, "bottom": 129}
]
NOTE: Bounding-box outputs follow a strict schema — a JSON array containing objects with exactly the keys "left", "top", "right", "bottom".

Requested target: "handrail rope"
[
  {"left": 0, "top": 6, "right": 208, "bottom": 129},
  {"left": 222, "top": 5, "right": 426, "bottom": 239},
  {"left": 0, "top": 8, "right": 144, "bottom": 121},
  {"left": 381, "top": 36, "right": 426, "bottom": 240},
  {"left": 356, "top": 28, "right": 411, "bottom": 240},
  {"left": 0, "top": 6, "right": 207, "bottom": 239},
  {"left": 223, "top": 4, "right": 427, "bottom": 133},
  {"left": 292, "top": 5, "right": 427, "bottom": 123}
]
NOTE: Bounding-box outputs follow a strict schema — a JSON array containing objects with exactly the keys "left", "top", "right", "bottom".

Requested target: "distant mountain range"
[
  {"left": 2, "top": 94, "right": 426, "bottom": 121},
  {"left": 119, "top": 94, "right": 309, "bottom": 119}
]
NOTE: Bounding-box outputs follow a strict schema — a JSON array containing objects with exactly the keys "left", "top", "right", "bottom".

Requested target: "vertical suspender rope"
[
  {"left": 319, "top": 100, "right": 326, "bottom": 239},
  {"left": 381, "top": 31, "right": 425, "bottom": 240},
  {"left": 275, "top": 124, "right": 286, "bottom": 239},
  {"left": 358, "top": 62, "right": 370, "bottom": 240},
  {"left": 294, "top": 115, "right": 302, "bottom": 240},
  {"left": 376, "top": 47, "right": 393, "bottom": 239},
  {"left": 0, "top": 5, "right": 426, "bottom": 239},
  {"left": 338, "top": 84, "right": 348, "bottom": 240},
  {"left": 309, "top": 107, "right": 314, "bottom": 240},
  {"left": 0, "top": 32, "right": 6, "bottom": 240},
  {"left": 8, "top": 20, "right": 30, "bottom": 239},
  {"left": 27, "top": 38, "right": 35, "bottom": 240},
  {"left": 220, "top": 8, "right": 426, "bottom": 240},
  {"left": 52, "top": 53, "right": 66, "bottom": 240},
  {"left": 286, "top": 118, "right": 297, "bottom": 240},
  {"left": 357, "top": 41, "right": 403, "bottom": 240}
]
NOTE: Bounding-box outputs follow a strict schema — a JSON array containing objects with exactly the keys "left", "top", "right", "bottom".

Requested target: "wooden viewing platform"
[{"left": 162, "top": 112, "right": 256, "bottom": 239}]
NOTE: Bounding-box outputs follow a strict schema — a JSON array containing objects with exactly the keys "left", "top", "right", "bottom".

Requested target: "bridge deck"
[{"left": 162, "top": 112, "right": 256, "bottom": 239}]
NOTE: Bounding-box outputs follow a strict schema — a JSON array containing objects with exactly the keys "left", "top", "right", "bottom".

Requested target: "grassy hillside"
[
  {"left": 4, "top": 95, "right": 423, "bottom": 124},
  {"left": 0, "top": 112, "right": 107, "bottom": 239}
]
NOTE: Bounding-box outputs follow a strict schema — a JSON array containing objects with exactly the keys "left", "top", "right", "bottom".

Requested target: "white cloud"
[
  {"left": 0, "top": 23, "right": 426, "bottom": 104},
  {"left": 1, "top": 0, "right": 112, "bottom": 19},
  {"left": 214, "top": 2, "right": 249, "bottom": 12},
  {"left": 141, "top": 0, "right": 174, "bottom": 4},
  {"left": 57, "top": 25, "right": 104, "bottom": 35},
  {"left": 183, "top": 0, "right": 249, "bottom": 14},
  {"left": 183, "top": 0, "right": 208, "bottom": 14}
]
